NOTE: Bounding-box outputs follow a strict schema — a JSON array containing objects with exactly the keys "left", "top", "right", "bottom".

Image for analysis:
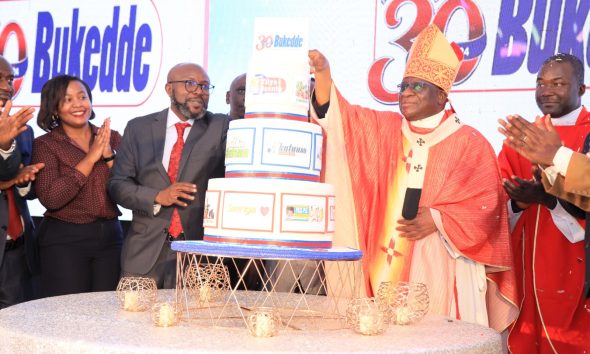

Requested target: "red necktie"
[
  {"left": 167, "top": 122, "right": 191, "bottom": 238},
  {"left": 5, "top": 188, "right": 23, "bottom": 240}
]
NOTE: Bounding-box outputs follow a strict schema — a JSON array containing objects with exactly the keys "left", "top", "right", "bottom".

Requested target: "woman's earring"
[{"left": 50, "top": 114, "right": 60, "bottom": 129}]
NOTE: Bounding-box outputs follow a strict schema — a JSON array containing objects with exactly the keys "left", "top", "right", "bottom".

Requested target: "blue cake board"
[{"left": 171, "top": 240, "right": 363, "bottom": 261}]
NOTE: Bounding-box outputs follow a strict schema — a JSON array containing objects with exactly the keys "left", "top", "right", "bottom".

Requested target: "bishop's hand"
[{"left": 396, "top": 207, "right": 437, "bottom": 240}]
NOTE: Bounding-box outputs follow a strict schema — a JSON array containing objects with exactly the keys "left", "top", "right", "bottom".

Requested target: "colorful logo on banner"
[
  {"left": 369, "top": 0, "right": 485, "bottom": 105},
  {"left": 0, "top": 22, "right": 27, "bottom": 98},
  {"left": 368, "top": 0, "right": 590, "bottom": 105},
  {"left": 0, "top": 2, "right": 162, "bottom": 105},
  {"left": 491, "top": 0, "right": 589, "bottom": 75}
]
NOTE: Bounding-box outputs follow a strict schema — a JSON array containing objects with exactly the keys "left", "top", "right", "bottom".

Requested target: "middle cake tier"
[
  {"left": 224, "top": 118, "right": 323, "bottom": 182},
  {"left": 203, "top": 178, "right": 335, "bottom": 249}
]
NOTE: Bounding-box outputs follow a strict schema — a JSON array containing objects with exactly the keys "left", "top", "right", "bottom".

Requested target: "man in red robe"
[
  {"left": 498, "top": 53, "right": 590, "bottom": 353},
  {"left": 310, "top": 24, "right": 518, "bottom": 332}
]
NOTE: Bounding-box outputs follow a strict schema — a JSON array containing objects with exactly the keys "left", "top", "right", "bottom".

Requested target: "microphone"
[{"left": 402, "top": 187, "right": 422, "bottom": 220}]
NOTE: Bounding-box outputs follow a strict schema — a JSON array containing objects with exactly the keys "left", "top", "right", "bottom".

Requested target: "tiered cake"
[{"left": 203, "top": 18, "right": 335, "bottom": 249}]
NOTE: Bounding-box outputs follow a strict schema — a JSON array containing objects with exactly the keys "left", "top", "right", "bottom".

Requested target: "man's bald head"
[
  {"left": 165, "top": 63, "right": 212, "bottom": 121},
  {"left": 0, "top": 55, "right": 15, "bottom": 104},
  {"left": 226, "top": 73, "right": 246, "bottom": 119}
]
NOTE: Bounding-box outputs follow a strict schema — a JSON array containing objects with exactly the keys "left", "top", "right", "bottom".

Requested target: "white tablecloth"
[{"left": 0, "top": 290, "right": 502, "bottom": 353}]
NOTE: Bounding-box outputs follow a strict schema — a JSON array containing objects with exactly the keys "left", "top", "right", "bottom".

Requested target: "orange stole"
[{"left": 368, "top": 136, "right": 413, "bottom": 291}]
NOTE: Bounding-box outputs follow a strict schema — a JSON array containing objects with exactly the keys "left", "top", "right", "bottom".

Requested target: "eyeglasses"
[
  {"left": 397, "top": 81, "right": 432, "bottom": 93},
  {"left": 168, "top": 80, "right": 215, "bottom": 93}
]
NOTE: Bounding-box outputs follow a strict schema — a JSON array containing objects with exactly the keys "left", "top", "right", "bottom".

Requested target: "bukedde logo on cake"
[
  {"left": 0, "top": 1, "right": 162, "bottom": 105},
  {"left": 250, "top": 74, "right": 286, "bottom": 95},
  {"left": 255, "top": 34, "right": 303, "bottom": 51}
]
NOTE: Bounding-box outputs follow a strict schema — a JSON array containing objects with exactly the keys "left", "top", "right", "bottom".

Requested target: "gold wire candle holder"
[
  {"left": 184, "top": 263, "right": 231, "bottom": 305},
  {"left": 379, "top": 281, "right": 429, "bottom": 325},
  {"left": 376, "top": 281, "right": 396, "bottom": 303},
  {"left": 345, "top": 297, "right": 389, "bottom": 336},
  {"left": 152, "top": 302, "right": 179, "bottom": 327},
  {"left": 116, "top": 277, "right": 158, "bottom": 312},
  {"left": 247, "top": 307, "right": 280, "bottom": 337}
]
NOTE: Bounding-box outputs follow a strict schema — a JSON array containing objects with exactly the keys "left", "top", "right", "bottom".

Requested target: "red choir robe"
[
  {"left": 319, "top": 85, "right": 518, "bottom": 331},
  {"left": 500, "top": 107, "right": 590, "bottom": 353}
]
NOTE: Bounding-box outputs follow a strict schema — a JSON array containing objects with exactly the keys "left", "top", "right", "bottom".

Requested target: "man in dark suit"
[
  {"left": 109, "top": 63, "right": 229, "bottom": 288},
  {"left": 0, "top": 55, "right": 44, "bottom": 308}
]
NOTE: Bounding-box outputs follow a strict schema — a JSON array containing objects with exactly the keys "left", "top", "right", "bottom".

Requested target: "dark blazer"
[
  {"left": 0, "top": 126, "right": 37, "bottom": 273},
  {"left": 108, "top": 109, "right": 229, "bottom": 275}
]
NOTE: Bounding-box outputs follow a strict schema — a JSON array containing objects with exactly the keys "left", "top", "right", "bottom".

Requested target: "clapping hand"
[
  {"left": 0, "top": 162, "right": 45, "bottom": 190},
  {"left": 502, "top": 166, "right": 556, "bottom": 209},
  {"left": 0, "top": 100, "right": 35, "bottom": 150},
  {"left": 14, "top": 162, "right": 45, "bottom": 187},
  {"left": 498, "top": 114, "right": 562, "bottom": 166},
  {"left": 88, "top": 118, "right": 112, "bottom": 163}
]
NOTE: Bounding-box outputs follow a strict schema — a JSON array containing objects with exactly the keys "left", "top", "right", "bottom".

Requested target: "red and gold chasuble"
[
  {"left": 323, "top": 85, "right": 518, "bottom": 331},
  {"left": 500, "top": 107, "right": 590, "bottom": 353}
]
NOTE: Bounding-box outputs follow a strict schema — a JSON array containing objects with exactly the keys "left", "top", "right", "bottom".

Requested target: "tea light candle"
[
  {"left": 358, "top": 311, "right": 378, "bottom": 335},
  {"left": 396, "top": 306, "right": 412, "bottom": 325},
  {"left": 123, "top": 290, "right": 139, "bottom": 311},
  {"left": 254, "top": 312, "right": 274, "bottom": 337},
  {"left": 158, "top": 303, "right": 175, "bottom": 327},
  {"left": 199, "top": 285, "right": 212, "bottom": 302}
]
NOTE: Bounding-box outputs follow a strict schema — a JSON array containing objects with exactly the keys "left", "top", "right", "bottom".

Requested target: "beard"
[{"left": 171, "top": 93, "right": 207, "bottom": 120}]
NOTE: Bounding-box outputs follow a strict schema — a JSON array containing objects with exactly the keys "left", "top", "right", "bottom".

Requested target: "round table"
[{"left": 0, "top": 291, "right": 502, "bottom": 353}]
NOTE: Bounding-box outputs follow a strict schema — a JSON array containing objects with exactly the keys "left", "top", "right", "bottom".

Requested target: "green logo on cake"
[
  {"left": 226, "top": 136, "right": 250, "bottom": 158},
  {"left": 295, "top": 80, "right": 309, "bottom": 103},
  {"left": 285, "top": 205, "right": 324, "bottom": 222}
]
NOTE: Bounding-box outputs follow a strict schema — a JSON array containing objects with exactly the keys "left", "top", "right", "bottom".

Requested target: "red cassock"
[
  {"left": 329, "top": 87, "right": 518, "bottom": 331},
  {"left": 499, "top": 107, "right": 590, "bottom": 353}
]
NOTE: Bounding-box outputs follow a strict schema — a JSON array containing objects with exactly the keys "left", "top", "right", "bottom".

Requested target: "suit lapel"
[{"left": 151, "top": 109, "right": 170, "bottom": 181}]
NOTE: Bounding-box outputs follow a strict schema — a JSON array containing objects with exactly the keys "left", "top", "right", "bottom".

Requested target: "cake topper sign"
[{"left": 246, "top": 18, "right": 310, "bottom": 120}]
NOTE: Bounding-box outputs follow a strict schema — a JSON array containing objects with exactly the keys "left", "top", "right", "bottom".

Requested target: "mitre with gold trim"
[{"left": 403, "top": 24, "right": 464, "bottom": 93}]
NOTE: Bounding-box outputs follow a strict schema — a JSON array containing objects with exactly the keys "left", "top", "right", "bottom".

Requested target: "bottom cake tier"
[{"left": 203, "top": 178, "right": 335, "bottom": 248}]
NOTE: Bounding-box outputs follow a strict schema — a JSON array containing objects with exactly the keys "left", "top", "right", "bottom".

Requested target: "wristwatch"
[{"left": 102, "top": 150, "right": 116, "bottom": 162}]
